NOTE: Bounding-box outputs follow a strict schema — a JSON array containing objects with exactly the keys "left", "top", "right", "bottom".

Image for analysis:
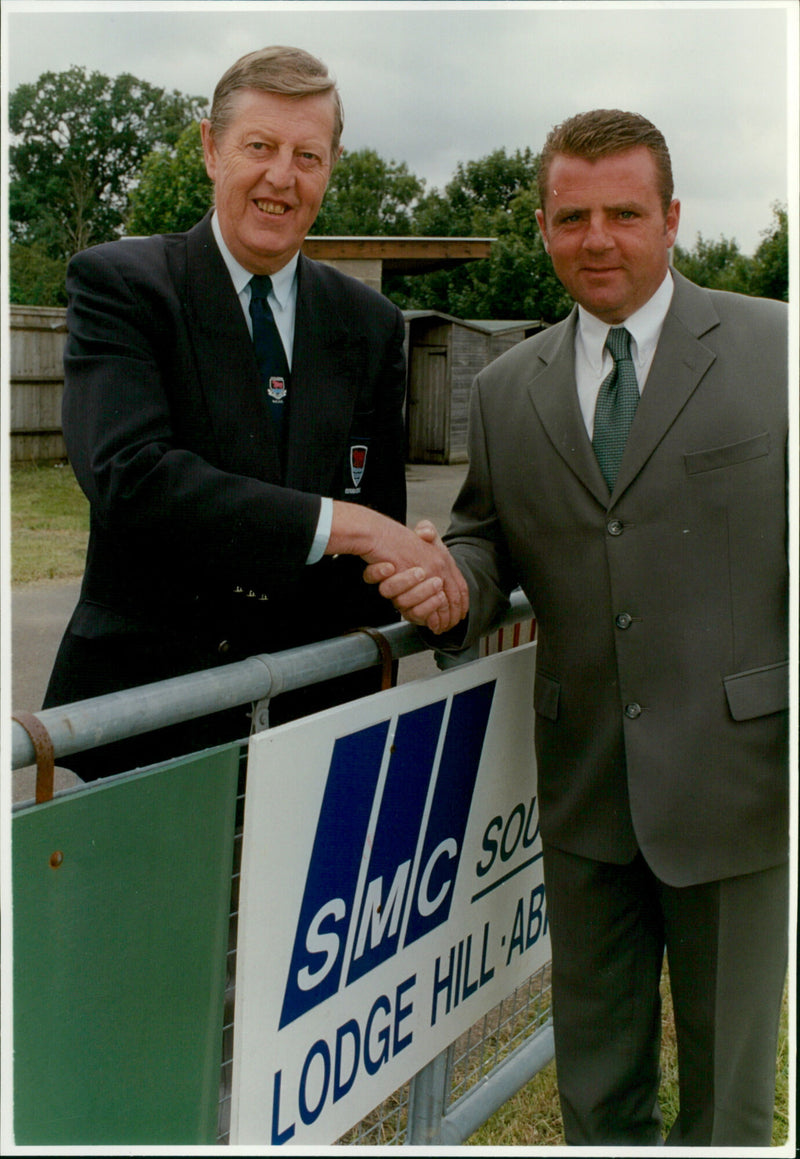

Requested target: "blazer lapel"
[
  {"left": 284, "top": 255, "right": 363, "bottom": 493},
  {"left": 179, "top": 214, "right": 282, "bottom": 481},
  {"left": 612, "top": 272, "right": 719, "bottom": 499},
  {"left": 525, "top": 310, "right": 611, "bottom": 507}
]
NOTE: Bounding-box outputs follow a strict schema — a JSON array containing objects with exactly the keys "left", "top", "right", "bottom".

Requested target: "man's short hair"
[
  {"left": 209, "top": 45, "right": 344, "bottom": 156},
  {"left": 538, "top": 109, "right": 674, "bottom": 216}
]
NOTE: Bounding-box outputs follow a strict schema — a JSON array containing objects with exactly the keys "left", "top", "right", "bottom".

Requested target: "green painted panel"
[{"left": 13, "top": 743, "right": 240, "bottom": 1145}]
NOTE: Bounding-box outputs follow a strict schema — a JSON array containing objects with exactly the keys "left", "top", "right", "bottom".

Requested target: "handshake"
[{"left": 327, "top": 501, "right": 469, "bottom": 635}]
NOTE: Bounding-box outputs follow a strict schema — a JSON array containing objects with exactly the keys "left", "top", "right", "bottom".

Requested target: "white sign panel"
[{"left": 231, "top": 644, "right": 549, "bottom": 1145}]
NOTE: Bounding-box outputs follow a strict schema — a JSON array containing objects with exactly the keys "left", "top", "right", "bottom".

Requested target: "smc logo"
[{"left": 279, "top": 681, "right": 496, "bottom": 1029}]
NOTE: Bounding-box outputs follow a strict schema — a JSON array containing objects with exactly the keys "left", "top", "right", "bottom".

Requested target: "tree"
[
  {"left": 9, "top": 243, "right": 68, "bottom": 306},
  {"left": 126, "top": 121, "right": 213, "bottom": 236},
  {"left": 9, "top": 66, "right": 207, "bottom": 258},
  {"left": 749, "top": 202, "right": 788, "bottom": 302},
  {"left": 398, "top": 149, "right": 571, "bottom": 321},
  {"left": 421, "top": 147, "right": 540, "bottom": 235},
  {"left": 673, "top": 233, "right": 753, "bottom": 294},
  {"left": 312, "top": 148, "right": 424, "bottom": 236}
]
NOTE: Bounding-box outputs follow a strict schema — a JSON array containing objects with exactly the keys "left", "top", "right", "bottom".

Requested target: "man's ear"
[
  {"left": 200, "top": 119, "right": 217, "bottom": 183},
  {"left": 535, "top": 208, "right": 550, "bottom": 254}
]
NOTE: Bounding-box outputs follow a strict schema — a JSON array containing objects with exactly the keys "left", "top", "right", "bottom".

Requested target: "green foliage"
[
  {"left": 750, "top": 202, "right": 788, "bottom": 302},
  {"left": 673, "top": 204, "right": 787, "bottom": 302},
  {"left": 673, "top": 233, "right": 753, "bottom": 294},
  {"left": 9, "top": 66, "right": 207, "bottom": 259},
  {"left": 126, "top": 121, "right": 213, "bottom": 236},
  {"left": 313, "top": 148, "right": 424, "bottom": 236},
  {"left": 397, "top": 149, "right": 571, "bottom": 321},
  {"left": 10, "top": 243, "right": 68, "bottom": 306}
]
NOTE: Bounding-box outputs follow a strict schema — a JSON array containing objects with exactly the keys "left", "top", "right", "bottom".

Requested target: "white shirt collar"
[
  {"left": 210, "top": 210, "right": 299, "bottom": 307},
  {"left": 577, "top": 270, "right": 674, "bottom": 373}
]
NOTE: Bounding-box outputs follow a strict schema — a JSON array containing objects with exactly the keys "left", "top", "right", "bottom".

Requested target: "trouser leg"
[
  {"left": 660, "top": 860, "right": 788, "bottom": 1146},
  {"left": 542, "top": 844, "right": 665, "bottom": 1145}
]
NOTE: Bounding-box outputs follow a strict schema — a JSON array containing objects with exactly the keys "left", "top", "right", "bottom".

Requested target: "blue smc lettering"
[
  {"left": 279, "top": 682, "right": 496, "bottom": 1030},
  {"left": 279, "top": 722, "right": 388, "bottom": 1029},
  {"left": 347, "top": 701, "right": 445, "bottom": 986},
  {"left": 404, "top": 682, "right": 495, "bottom": 948}
]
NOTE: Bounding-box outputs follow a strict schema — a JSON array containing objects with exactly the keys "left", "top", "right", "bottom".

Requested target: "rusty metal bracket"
[
  {"left": 349, "top": 626, "right": 394, "bottom": 691},
  {"left": 12, "top": 711, "right": 55, "bottom": 803}
]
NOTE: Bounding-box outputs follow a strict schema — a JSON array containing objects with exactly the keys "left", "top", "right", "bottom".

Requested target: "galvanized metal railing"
[{"left": 12, "top": 589, "right": 555, "bottom": 1145}]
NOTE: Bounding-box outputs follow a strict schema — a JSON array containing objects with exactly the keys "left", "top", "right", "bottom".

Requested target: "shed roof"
[
  {"left": 302, "top": 236, "right": 494, "bottom": 274},
  {"left": 402, "top": 309, "right": 546, "bottom": 336}
]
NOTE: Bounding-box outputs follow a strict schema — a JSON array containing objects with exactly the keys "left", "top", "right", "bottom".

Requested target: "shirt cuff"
[{"left": 306, "top": 497, "right": 333, "bottom": 564}]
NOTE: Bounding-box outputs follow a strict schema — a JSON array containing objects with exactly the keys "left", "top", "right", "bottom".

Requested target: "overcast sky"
[{"left": 3, "top": 1, "right": 797, "bottom": 255}]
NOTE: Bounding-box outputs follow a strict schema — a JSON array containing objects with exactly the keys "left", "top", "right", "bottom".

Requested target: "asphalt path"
[{"left": 11, "top": 463, "right": 467, "bottom": 798}]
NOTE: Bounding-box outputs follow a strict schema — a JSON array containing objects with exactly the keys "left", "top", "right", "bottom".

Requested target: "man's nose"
[
  {"left": 263, "top": 148, "right": 297, "bottom": 190},
  {"left": 582, "top": 214, "right": 613, "bottom": 250}
]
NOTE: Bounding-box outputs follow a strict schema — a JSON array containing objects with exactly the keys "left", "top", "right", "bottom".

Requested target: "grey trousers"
[{"left": 542, "top": 845, "right": 788, "bottom": 1146}]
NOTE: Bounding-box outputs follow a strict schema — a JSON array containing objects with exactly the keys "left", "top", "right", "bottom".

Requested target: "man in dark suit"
[
  {"left": 44, "top": 46, "right": 466, "bottom": 781},
  {"left": 370, "top": 110, "right": 788, "bottom": 1145}
]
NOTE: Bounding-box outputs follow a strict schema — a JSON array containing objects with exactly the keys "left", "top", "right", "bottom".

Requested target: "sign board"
[{"left": 231, "top": 644, "right": 549, "bottom": 1145}]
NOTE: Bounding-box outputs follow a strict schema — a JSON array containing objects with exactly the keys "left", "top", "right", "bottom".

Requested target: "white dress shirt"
[
  {"left": 210, "top": 212, "right": 332, "bottom": 561},
  {"left": 575, "top": 270, "right": 674, "bottom": 438}
]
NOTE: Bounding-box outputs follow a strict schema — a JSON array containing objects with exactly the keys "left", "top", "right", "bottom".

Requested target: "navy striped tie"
[
  {"left": 248, "top": 275, "right": 290, "bottom": 442},
  {"left": 592, "top": 326, "right": 639, "bottom": 491}
]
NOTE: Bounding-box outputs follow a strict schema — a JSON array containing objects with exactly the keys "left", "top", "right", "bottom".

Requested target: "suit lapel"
[
  {"left": 525, "top": 310, "right": 611, "bottom": 507},
  {"left": 284, "top": 255, "right": 363, "bottom": 493},
  {"left": 178, "top": 214, "right": 282, "bottom": 481},
  {"left": 612, "top": 272, "right": 719, "bottom": 498}
]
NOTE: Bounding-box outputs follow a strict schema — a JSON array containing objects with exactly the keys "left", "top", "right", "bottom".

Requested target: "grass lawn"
[
  {"left": 10, "top": 460, "right": 89, "bottom": 584},
  {"left": 470, "top": 972, "right": 789, "bottom": 1147}
]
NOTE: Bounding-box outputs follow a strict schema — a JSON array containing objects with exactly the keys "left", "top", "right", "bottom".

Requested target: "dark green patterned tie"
[{"left": 592, "top": 326, "right": 639, "bottom": 491}]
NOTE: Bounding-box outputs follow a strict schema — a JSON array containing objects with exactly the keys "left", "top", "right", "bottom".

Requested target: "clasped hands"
[
  {"left": 363, "top": 519, "right": 468, "bottom": 635},
  {"left": 328, "top": 501, "right": 468, "bottom": 635}
]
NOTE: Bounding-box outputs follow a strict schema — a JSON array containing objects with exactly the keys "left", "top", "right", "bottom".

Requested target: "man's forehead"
[{"left": 545, "top": 149, "right": 660, "bottom": 202}]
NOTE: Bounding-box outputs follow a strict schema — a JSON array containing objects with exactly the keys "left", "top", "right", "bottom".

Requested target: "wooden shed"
[
  {"left": 9, "top": 305, "right": 68, "bottom": 462},
  {"left": 404, "top": 311, "right": 547, "bottom": 463}
]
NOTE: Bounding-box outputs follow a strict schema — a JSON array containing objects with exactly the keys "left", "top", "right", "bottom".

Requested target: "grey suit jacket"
[{"left": 445, "top": 270, "right": 788, "bottom": 886}]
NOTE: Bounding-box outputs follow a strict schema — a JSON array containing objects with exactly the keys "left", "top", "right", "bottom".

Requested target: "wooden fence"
[{"left": 10, "top": 305, "right": 68, "bottom": 462}]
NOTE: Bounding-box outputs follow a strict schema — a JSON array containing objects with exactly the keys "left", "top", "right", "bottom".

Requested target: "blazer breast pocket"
[{"left": 684, "top": 432, "right": 770, "bottom": 475}]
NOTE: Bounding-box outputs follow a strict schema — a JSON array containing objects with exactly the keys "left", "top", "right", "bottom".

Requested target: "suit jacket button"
[
  {"left": 607, "top": 519, "right": 624, "bottom": 536},
  {"left": 615, "top": 612, "right": 633, "bottom": 629},
  {"left": 218, "top": 640, "right": 231, "bottom": 654},
  {"left": 625, "top": 702, "right": 642, "bottom": 719}
]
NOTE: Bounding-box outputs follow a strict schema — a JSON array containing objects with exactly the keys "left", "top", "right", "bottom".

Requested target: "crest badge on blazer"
[{"left": 347, "top": 443, "right": 368, "bottom": 493}]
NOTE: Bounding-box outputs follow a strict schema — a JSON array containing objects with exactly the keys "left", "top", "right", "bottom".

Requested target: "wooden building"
[
  {"left": 9, "top": 306, "right": 68, "bottom": 462},
  {"left": 404, "top": 311, "right": 547, "bottom": 463}
]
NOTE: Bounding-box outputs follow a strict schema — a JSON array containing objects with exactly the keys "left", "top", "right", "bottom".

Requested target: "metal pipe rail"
[{"left": 12, "top": 589, "right": 534, "bottom": 769}]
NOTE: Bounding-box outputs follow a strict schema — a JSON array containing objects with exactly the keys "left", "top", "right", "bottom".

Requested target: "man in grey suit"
[{"left": 369, "top": 110, "right": 788, "bottom": 1145}]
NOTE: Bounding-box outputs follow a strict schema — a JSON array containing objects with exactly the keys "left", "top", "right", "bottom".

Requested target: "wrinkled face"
[
  {"left": 201, "top": 87, "right": 338, "bottom": 274},
  {"left": 535, "top": 146, "right": 680, "bottom": 324}
]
